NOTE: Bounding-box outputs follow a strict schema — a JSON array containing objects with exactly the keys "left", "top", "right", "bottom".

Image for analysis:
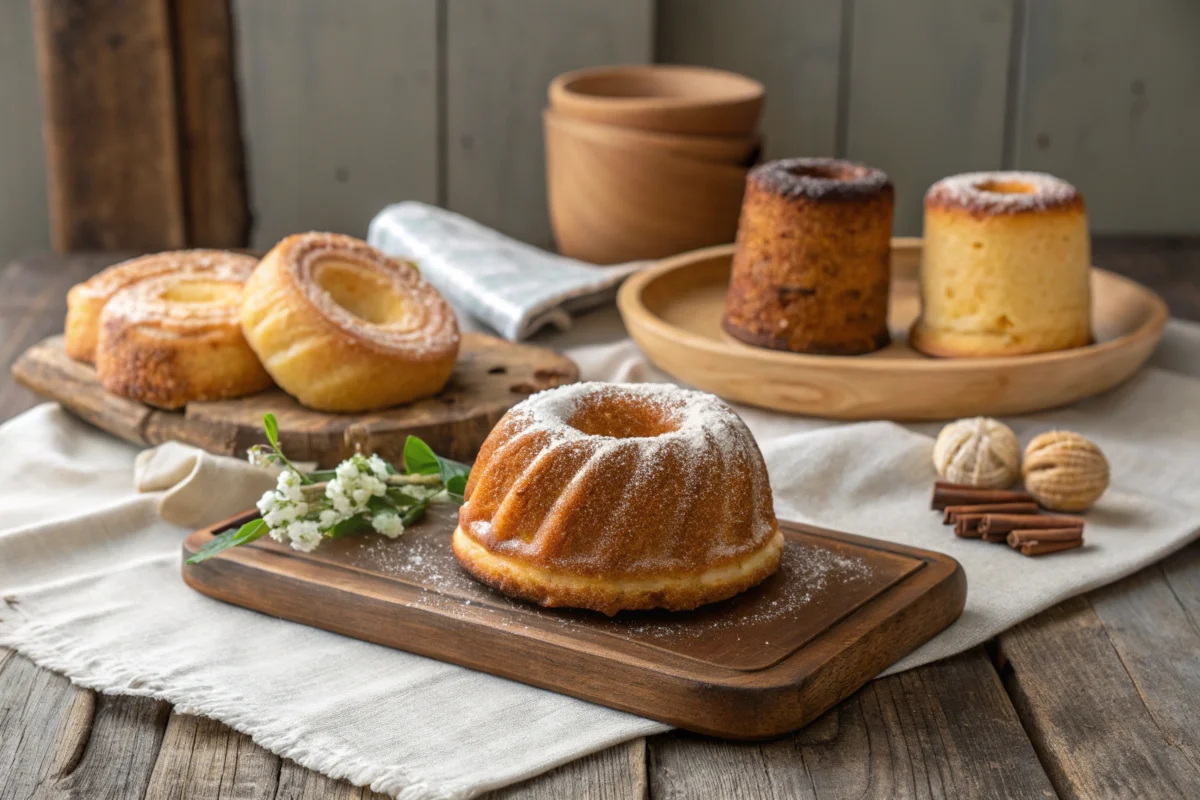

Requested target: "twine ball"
[
  {"left": 1023, "top": 431, "right": 1109, "bottom": 512},
  {"left": 933, "top": 417, "right": 1021, "bottom": 489}
]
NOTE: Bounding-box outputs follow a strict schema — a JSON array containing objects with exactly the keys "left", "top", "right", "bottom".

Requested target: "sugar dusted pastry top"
[
  {"left": 71, "top": 250, "right": 256, "bottom": 302},
  {"left": 748, "top": 157, "right": 891, "bottom": 201},
  {"left": 925, "top": 171, "right": 1084, "bottom": 216}
]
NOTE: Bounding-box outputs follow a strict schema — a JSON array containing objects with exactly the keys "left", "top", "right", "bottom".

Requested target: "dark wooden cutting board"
[
  {"left": 12, "top": 333, "right": 577, "bottom": 466},
  {"left": 182, "top": 503, "right": 965, "bottom": 739}
]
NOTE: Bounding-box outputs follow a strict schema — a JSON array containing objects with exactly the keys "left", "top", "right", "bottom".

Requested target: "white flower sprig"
[{"left": 187, "top": 414, "right": 470, "bottom": 564}]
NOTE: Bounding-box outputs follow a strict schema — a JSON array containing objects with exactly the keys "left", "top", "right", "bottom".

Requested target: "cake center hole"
[
  {"left": 977, "top": 179, "right": 1036, "bottom": 195},
  {"left": 159, "top": 280, "right": 240, "bottom": 304},
  {"left": 786, "top": 162, "right": 866, "bottom": 181},
  {"left": 567, "top": 396, "right": 681, "bottom": 439},
  {"left": 314, "top": 259, "right": 422, "bottom": 329}
]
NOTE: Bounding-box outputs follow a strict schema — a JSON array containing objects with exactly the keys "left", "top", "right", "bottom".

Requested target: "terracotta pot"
[
  {"left": 543, "top": 109, "right": 761, "bottom": 166},
  {"left": 544, "top": 108, "right": 750, "bottom": 264},
  {"left": 548, "top": 64, "right": 764, "bottom": 137}
]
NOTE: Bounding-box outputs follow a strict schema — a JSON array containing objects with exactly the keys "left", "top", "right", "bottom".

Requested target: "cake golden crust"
[
  {"left": 454, "top": 382, "right": 782, "bottom": 616},
  {"left": 912, "top": 172, "right": 1091, "bottom": 358},
  {"left": 723, "top": 158, "right": 894, "bottom": 355},
  {"left": 240, "top": 233, "right": 460, "bottom": 412},
  {"left": 65, "top": 250, "right": 258, "bottom": 363},
  {"left": 95, "top": 270, "right": 271, "bottom": 409}
]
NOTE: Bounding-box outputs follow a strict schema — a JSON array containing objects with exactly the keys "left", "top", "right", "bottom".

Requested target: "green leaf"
[
  {"left": 327, "top": 513, "right": 372, "bottom": 539},
  {"left": 186, "top": 518, "right": 268, "bottom": 564},
  {"left": 385, "top": 487, "right": 421, "bottom": 508},
  {"left": 263, "top": 414, "right": 279, "bottom": 448},
  {"left": 445, "top": 474, "right": 467, "bottom": 504},
  {"left": 400, "top": 502, "right": 428, "bottom": 526},
  {"left": 403, "top": 436, "right": 440, "bottom": 475},
  {"left": 306, "top": 469, "right": 338, "bottom": 482}
]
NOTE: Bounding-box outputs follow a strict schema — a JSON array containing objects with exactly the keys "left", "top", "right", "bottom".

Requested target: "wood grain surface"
[
  {"left": 0, "top": 244, "right": 1197, "bottom": 798},
  {"left": 11, "top": 333, "right": 579, "bottom": 466},
  {"left": 32, "top": 0, "right": 187, "bottom": 252}
]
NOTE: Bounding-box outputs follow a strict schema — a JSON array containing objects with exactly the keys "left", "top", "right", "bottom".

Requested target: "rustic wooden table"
[{"left": 2, "top": 243, "right": 1199, "bottom": 799}]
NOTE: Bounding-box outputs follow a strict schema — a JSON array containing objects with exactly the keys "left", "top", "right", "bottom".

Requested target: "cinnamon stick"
[
  {"left": 943, "top": 502, "right": 1039, "bottom": 525},
  {"left": 931, "top": 482, "right": 1035, "bottom": 511},
  {"left": 977, "top": 514, "right": 1084, "bottom": 538},
  {"left": 1007, "top": 527, "right": 1084, "bottom": 556},
  {"left": 954, "top": 514, "right": 987, "bottom": 538}
]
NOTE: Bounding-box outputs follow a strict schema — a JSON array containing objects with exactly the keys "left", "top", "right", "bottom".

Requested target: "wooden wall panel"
[
  {"left": 0, "top": 1, "right": 50, "bottom": 265},
  {"left": 33, "top": 0, "right": 186, "bottom": 252},
  {"left": 445, "top": 0, "right": 654, "bottom": 249},
  {"left": 656, "top": 0, "right": 842, "bottom": 161},
  {"left": 845, "top": 0, "right": 1014, "bottom": 236},
  {"left": 233, "top": 0, "right": 439, "bottom": 250},
  {"left": 173, "top": 0, "right": 250, "bottom": 248},
  {"left": 1014, "top": 0, "right": 1200, "bottom": 233}
]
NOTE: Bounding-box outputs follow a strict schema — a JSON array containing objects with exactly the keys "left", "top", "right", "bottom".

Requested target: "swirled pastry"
[
  {"left": 240, "top": 233, "right": 460, "bottom": 412},
  {"left": 95, "top": 267, "right": 271, "bottom": 409},
  {"left": 65, "top": 250, "right": 258, "bottom": 363}
]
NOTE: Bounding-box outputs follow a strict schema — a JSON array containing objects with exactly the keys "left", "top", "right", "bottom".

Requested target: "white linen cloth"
[
  {"left": 367, "top": 202, "right": 643, "bottom": 341},
  {"left": 2, "top": 315, "right": 1199, "bottom": 799}
]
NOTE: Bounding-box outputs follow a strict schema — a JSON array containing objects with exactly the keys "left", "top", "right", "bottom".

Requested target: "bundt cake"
[
  {"left": 453, "top": 382, "right": 783, "bottom": 615},
  {"left": 912, "top": 171, "right": 1091, "bottom": 357},
  {"left": 723, "top": 157, "right": 894, "bottom": 355},
  {"left": 240, "top": 233, "right": 460, "bottom": 412},
  {"left": 65, "top": 250, "right": 258, "bottom": 363}
]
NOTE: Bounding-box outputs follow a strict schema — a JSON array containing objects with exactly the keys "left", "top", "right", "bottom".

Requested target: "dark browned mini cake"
[{"left": 722, "top": 157, "right": 894, "bottom": 355}]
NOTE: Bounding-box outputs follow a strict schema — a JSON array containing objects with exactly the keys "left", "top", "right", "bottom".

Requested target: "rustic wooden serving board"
[
  {"left": 11, "top": 333, "right": 578, "bottom": 466},
  {"left": 182, "top": 503, "right": 966, "bottom": 739}
]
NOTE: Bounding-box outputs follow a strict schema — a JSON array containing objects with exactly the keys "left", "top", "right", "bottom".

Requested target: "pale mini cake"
[
  {"left": 65, "top": 250, "right": 258, "bottom": 363},
  {"left": 912, "top": 171, "right": 1091, "bottom": 357},
  {"left": 453, "top": 382, "right": 784, "bottom": 616},
  {"left": 95, "top": 268, "right": 272, "bottom": 409},
  {"left": 240, "top": 233, "right": 460, "bottom": 412},
  {"left": 723, "top": 157, "right": 894, "bottom": 355}
]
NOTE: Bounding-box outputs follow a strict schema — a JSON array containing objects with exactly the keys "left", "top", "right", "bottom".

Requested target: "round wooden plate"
[{"left": 616, "top": 239, "right": 1169, "bottom": 420}]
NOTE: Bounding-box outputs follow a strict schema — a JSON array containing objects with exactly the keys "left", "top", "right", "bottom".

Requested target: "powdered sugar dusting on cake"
[
  {"left": 749, "top": 157, "right": 892, "bottom": 201},
  {"left": 925, "top": 171, "right": 1081, "bottom": 215},
  {"left": 461, "top": 382, "right": 778, "bottom": 576}
]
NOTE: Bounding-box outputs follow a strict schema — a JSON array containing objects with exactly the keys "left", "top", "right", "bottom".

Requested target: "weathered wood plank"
[
  {"left": 32, "top": 0, "right": 186, "bottom": 252},
  {"left": 655, "top": 0, "right": 842, "bottom": 160},
  {"left": 997, "top": 555, "right": 1200, "bottom": 800},
  {"left": 0, "top": 0, "right": 50, "bottom": 265},
  {"left": 445, "top": 0, "right": 654, "bottom": 248},
  {"left": 1014, "top": 0, "right": 1200, "bottom": 233},
  {"left": 0, "top": 649, "right": 95, "bottom": 799},
  {"left": 485, "top": 739, "right": 646, "bottom": 800},
  {"left": 145, "top": 711, "right": 280, "bottom": 799},
  {"left": 274, "top": 758, "right": 389, "bottom": 800},
  {"left": 37, "top": 693, "right": 169, "bottom": 799},
  {"left": 649, "top": 649, "right": 1055, "bottom": 799},
  {"left": 172, "top": 0, "right": 250, "bottom": 248},
  {"left": 233, "top": 0, "right": 439, "bottom": 249},
  {"left": 845, "top": 0, "right": 1014, "bottom": 235}
]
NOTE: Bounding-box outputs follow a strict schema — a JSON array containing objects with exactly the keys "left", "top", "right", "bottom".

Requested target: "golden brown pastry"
[
  {"left": 65, "top": 250, "right": 258, "bottom": 363},
  {"left": 723, "top": 157, "right": 894, "bottom": 355},
  {"left": 95, "top": 268, "right": 271, "bottom": 409},
  {"left": 453, "top": 382, "right": 783, "bottom": 615},
  {"left": 911, "top": 171, "right": 1091, "bottom": 357},
  {"left": 240, "top": 233, "right": 459, "bottom": 412}
]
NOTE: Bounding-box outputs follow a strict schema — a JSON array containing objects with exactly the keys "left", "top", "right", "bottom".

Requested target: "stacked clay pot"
[{"left": 545, "top": 65, "right": 764, "bottom": 264}]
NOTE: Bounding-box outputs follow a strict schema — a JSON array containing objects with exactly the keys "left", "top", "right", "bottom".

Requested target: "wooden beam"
[
  {"left": 171, "top": 0, "right": 250, "bottom": 248},
  {"left": 32, "top": 0, "right": 187, "bottom": 252}
]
